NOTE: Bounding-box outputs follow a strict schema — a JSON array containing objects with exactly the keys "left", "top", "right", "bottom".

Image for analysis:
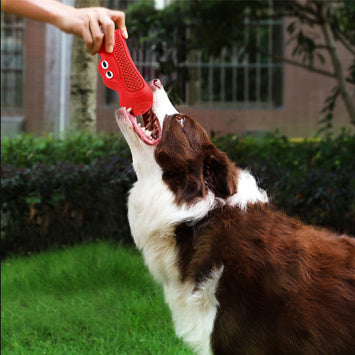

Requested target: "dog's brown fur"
[{"left": 156, "top": 113, "right": 355, "bottom": 354}]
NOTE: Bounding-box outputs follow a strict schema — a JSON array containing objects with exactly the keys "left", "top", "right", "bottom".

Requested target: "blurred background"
[{"left": 2, "top": 0, "right": 354, "bottom": 138}]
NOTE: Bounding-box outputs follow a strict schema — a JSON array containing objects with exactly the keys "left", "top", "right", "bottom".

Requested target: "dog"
[{"left": 115, "top": 79, "right": 355, "bottom": 355}]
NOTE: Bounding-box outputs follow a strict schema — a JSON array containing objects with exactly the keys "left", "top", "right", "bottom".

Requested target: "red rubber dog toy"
[{"left": 98, "top": 30, "right": 153, "bottom": 116}]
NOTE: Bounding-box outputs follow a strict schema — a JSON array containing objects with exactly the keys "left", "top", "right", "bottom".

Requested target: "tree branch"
[
  {"left": 252, "top": 47, "right": 330, "bottom": 78},
  {"left": 319, "top": 2, "right": 355, "bottom": 124},
  {"left": 333, "top": 29, "right": 355, "bottom": 56},
  {"left": 250, "top": 45, "right": 354, "bottom": 85}
]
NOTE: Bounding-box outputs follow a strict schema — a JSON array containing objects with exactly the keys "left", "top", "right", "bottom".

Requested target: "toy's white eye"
[
  {"left": 106, "top": 71, "right": 113, "bottom": 79},
  {"left": 101, "top": 61, "right": 108, "bottom": 69}
]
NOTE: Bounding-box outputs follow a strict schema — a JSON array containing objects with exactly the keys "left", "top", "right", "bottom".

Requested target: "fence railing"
[{"left": 103, "top": 0, "right": 283, "bottom": 110}]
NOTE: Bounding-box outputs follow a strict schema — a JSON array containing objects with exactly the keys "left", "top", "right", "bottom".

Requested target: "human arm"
[{"left": 1, "top": 0, "right": 128, "bottom": 54}]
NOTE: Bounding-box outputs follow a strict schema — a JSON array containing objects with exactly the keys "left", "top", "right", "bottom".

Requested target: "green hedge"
[
  {"left": 1, "top": 133, "right": 135, "bottom": 258},
  {"left": 1, "top": 132, "right": 131, "bottom": 167},
  {"left": 214, "top": 131, "right": 355, "bottom": 236},
  {"left": 1, "top": 131, "right": 354, "bottom": 258}
]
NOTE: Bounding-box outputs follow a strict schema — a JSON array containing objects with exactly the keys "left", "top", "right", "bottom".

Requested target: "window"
[
  {"left": 1, "top": 14, "right": 25, "bottom": 112},
  {"left": 185, "top": 19, "right": 283, "bottom": 109},
  {"left": 101, "top": 1, "right": 283, "bottom": 109}
]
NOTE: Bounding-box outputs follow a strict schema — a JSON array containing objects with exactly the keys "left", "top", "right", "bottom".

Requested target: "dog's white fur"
[
  {"left": 116, "top": 85, "right": 268, "bottom": 354},
  {"left": 228, "top": 169, "right": 268, "bottom": 211}
]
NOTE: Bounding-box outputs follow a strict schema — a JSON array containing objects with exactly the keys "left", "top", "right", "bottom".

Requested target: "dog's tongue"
[{"left": 98, "top": 30, "right": 153, "bottom": 116}]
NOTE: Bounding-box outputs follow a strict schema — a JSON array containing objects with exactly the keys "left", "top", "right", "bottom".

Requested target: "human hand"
[
  {"left": 55, "top": 6, "right": 127, "bottom": 55},
  {"left": 1, "top": 0, "right": 127, "bottom": 55}
]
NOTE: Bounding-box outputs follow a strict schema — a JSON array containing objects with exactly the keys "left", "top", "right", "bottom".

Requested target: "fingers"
[
  {"left": 111, "top": 10, "right": 128, "bottom": 39},
  {"left": 100, "top": 18, "right": 115, "bottom": 53},
  {"left": 55, "top": 6, "right": 128, "bottom": 55},
  {"left": 81, "top": 22, "right": 95, "bottom": 53},
  {"left": 101, "top": 10, "right": 127, "bottom": 53},
  {"left": 89, "top": 8, "right": 127, "bottom": 55},
  {"left": 89, "top": 16, "right": 105, "bottom": 54}
]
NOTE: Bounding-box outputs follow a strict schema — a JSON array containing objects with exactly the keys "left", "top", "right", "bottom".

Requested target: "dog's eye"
[{"left": 177, "top": 117, "right": 185, "bottom": 127}]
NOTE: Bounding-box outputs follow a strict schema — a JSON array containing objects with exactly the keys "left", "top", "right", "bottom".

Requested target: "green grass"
[{"left": 1, "top": 242, "right": 193, "bottom": 354}]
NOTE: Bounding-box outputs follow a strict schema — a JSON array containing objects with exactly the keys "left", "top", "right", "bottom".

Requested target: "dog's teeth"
[
  {"left": 127, "top": 107, "right": 132, "bottom": 113},
  {"left": 145, "top": 129, "right": 152, "bottom": 137}
]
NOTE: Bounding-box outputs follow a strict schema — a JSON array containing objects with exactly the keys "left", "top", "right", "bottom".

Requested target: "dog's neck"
[{"left": 130, "top": 145, "right": 158, "bottom": 181}]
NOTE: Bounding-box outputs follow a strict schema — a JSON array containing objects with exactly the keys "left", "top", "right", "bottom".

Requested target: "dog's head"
[{"left": 116, "top": 79, "right": 237, "bottom": 205}]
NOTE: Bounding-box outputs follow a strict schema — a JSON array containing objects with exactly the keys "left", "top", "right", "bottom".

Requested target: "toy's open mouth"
[{"left": 118, "top": 107, "right": 161, "bottom": 146}]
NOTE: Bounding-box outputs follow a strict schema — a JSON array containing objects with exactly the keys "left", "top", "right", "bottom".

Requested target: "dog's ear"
[
  {"left": 156, "top": 150, "right": 206, "bottom": 204},
  {"left": 176, "top": 163, "right": 205, "bottom": 203},
  {"left": 203, "top": 151, "right": 237, "bottom": 198}
]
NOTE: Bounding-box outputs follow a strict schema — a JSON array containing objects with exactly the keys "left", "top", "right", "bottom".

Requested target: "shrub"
[
  {"left": 1, "top": 131, "right": 354, "bottom": 258},
  {"left": 1, "top": 131, "right": 130, "bottom": 167},
  {"left": 214, "top": 130, "right": 355, "bottom": 235},
  {"left": 1, "top": 133, "right": 135, "bottom": 258}
]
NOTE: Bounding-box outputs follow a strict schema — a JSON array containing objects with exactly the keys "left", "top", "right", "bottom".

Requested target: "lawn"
[{"left": 1, "top": 242, "right": 193, "bottom": 354}]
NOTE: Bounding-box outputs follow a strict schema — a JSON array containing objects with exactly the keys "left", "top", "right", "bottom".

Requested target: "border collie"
[{"left": 115, "top": 79, "right": 355, "bottom": 355}]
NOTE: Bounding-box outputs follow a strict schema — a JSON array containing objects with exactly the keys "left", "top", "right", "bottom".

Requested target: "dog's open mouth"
[{"left": 118, "top": 107, "right": 161, "bottom": 146}]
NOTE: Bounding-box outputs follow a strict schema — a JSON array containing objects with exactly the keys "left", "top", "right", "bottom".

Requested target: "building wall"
[
  {"left": 24, "top": 20, "right": 47, "bottom": 134},
  {"left": 3, "top": 15, "right": 353, "bottom": 138},
  {"left": 1, "top": 1, "right": 73, "bottom": 137},
  {"left": 176, "top": 39, "right": 353, "bottom": 137},
  {"left": 23, "top": 20, "right": 73, "bottom": 135}
]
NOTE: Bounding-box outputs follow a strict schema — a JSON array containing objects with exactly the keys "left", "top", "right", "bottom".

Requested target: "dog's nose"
[{"left": 149, "top": 79, "right": 163, "bottom": 89}]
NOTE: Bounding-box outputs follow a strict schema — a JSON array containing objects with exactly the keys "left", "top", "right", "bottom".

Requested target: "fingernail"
[
  {"left": 123, "top": 29, "right": 128, "bottom": 39},
  {"left": 107, "top": 45, "right": 113, "bottom": 53}
]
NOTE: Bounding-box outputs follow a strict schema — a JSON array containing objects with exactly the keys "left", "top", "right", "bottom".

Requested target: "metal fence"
[
  {"left": 120, "top": 22, "right": 283, "bottom": 109},
  {"left": 184, "top": 19, "right": 283, "bottom": 109},
  {"left": 104, "top": 0, "right": 283, "bottom": 109}
]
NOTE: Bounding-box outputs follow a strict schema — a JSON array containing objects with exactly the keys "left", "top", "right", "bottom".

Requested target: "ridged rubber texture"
[{"left": 113, "top": 31, "right": 144, "bottom": 91}]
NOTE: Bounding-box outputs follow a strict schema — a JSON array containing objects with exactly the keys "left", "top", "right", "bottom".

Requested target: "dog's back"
[{"left": 181, "top": 205, "right": 355, "bottom": 354}]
